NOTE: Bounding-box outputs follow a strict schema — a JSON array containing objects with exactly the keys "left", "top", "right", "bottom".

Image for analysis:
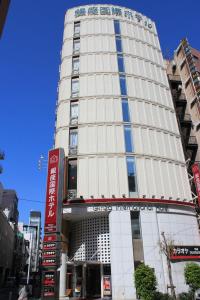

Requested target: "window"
[
  {"left": 73, "top": 39, "right": 80, "bottom": 53},
  {"left": 120, "top": 75, "right": 127, "bottom": 95},
  {"left": 72, "top": 57, "right": 80, "bottom": 73},
  {"left": 124, "top": 126, "right": 133, "bottom": 152},
  {"left": 70, "top": 102, "right": 79, "bottom": 123},
  {"left": 122, "top": 98, "right": 130, "bottom": 122},
  {"left": 126, "top": 157, "right": 137, "bottom": 193},
  {"left": 116, "top": 37, "right": 122, "bottom": 52},
  {"left": 74, "top": 22, "right": 80, "bottom": 35},
  {"left": 71, "top": 78, "right": 79, "bottom": 97},
  {"left": 68, "top": 160, "right": 77, "bottom": 190},
  {"left": 131, "top": 212, "right": 141, "bottom": 239},
  {"left": 69, "top": 129, "right": 78, "bottom": 148},
  {"left": 114, "top": 20, "right": 120, "bottom": 35},
  {"left": 117, "top": 54, "right": 124, "bottom": 73}
]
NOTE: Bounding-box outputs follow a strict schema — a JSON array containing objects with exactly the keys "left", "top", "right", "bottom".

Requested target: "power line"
[{"left": 19, "top": 198, "right": 45, "bottom": 203}]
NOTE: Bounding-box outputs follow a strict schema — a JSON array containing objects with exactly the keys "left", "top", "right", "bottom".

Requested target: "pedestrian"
[{"left": 18, "top": 285, "right": 28, "bottom": 300}]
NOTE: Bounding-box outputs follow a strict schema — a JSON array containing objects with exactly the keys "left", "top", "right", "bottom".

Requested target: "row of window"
[{"left": 115, "top": 19, "right": 137, "bottom": 194}]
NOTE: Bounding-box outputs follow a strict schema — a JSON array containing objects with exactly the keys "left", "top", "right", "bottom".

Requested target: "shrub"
[
  {"left": 178, "top": 291, "right": 194, "bottom": 300},
  {"left": 184, "top": 263, "right": 200, "bottom": 292},
  {"left": 134, "top": 263, "right": 157, "bottom": 300}
]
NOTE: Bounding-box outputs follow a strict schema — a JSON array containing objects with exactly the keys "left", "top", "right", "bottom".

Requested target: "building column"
[{"left": 59, "top": 251, "right": 67, "bottom": 300}]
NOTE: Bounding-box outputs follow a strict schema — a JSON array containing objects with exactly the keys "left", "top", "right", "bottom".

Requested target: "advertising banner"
[
  {"left": 192, "top": 163, "right": 200, "bottom": 206},
  {"left": 170, "top": 246, "right": 200, "bottom": 260},
  {"left": 103, "top": 275, "right": 112, "bottom": 296}
]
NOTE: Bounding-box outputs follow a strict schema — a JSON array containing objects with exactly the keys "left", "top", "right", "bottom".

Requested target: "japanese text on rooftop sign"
[
  {"left": 74, "top": 6, "right": 152, "bottom": 29},
  {"left": 44, "top": 149, "right": 60, "bottom": 232}
]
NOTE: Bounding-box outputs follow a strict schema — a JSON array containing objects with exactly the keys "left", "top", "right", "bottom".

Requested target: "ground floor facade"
[{"left": 60, "top": 199, "right": 200, "bottom": 299}]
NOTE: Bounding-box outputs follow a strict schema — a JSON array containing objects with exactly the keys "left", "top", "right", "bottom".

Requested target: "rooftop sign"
[{"left": 74, "top": 6, "right": 152, "bottom": 29}]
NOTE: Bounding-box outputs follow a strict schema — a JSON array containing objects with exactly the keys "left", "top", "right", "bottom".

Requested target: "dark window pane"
[
  {"left": 118, "top": 55, "right": 124, "bottom": 72},
  {"left": 120, "top": 75, "right": 127, "bottom": 95},
  {"left": 126, "top": 157, "right": 137, "bottom": 193},
  {"left": 131, "top": 212, "right": 141, "bottom": 239},
  {"left": 114, "top": 20, "right": 120, "bottom": 34},
  {"left": 122, "top": 98, "right": 130, "bottom": 122},
  {"left": 68, "top": 161, "right": 77, "bottom": 190},
  {"left": 116, "top": 37, "right": 122, "bottom": 52}
]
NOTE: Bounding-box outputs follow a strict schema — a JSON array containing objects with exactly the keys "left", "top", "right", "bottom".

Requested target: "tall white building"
[{"left": 55, "top": 5, "right": 200, "bottom": 300}]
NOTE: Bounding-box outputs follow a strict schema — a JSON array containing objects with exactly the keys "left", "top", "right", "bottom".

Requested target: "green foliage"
[
  {"left": 153, "top": 292, "right": 174, "bottom": 300},
  {"left": 134, "top": 263, "right": 157, "bottom": 300},
  {"left": 178, "top": 291, "right": 194, "bottom": 300},
  {"left": 184, "top": 263, "right": 200, "bottom": 292}
]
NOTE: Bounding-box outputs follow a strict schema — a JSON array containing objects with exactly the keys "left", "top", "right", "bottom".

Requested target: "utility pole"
[{"left": 161, "top": 232, "right": 176, "bottom": 299}]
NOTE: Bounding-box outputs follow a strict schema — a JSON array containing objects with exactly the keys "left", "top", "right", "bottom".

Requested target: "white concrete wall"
[{"left": 55, "top": 4, "right": 192, "bottom": 202}]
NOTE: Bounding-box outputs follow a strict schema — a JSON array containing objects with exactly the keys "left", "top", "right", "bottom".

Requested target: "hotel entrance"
[{"left": 66, "top": 262, "right": 111, "bottom": 299}]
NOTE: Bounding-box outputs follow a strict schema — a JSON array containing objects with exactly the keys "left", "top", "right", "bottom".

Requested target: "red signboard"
[
  {"left": 43, "top": 250, "right": 57, "bottom": 258},
  {"left": 44, "top": 235, "right": 57, "bottom": 243},
  {"left": 42, "top": 258, "right": 57, "bottom": 267},
  {"left": 192, "top": 163, "right": 200, "bottom": 206},
  {"left": 44, "top": 149, "right": 60, "bottom": 232},
  {"left": 43, "top": 242, "right": 57, "bottom": 251},
  {"left": 170, "top": 246, "right": 200, "bottom": 261}
]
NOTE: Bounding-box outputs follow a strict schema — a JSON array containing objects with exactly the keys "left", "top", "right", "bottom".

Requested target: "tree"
[
  {"left": 184, "top": 263, "right": 200, "bottom": 292},
  {"left": 134, "top": 263, "right": 157, "bottom": 300}
]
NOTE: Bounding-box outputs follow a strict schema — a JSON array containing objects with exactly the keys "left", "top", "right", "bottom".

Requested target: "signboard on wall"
[
  {"left": 192, "top": 163, "right": 200, "bottom": 206},
  {"left": 170, "top": 246, "right": 200, "bottom": 260},
  {"left": 103, "top": 276, "right": 112, "bottom": 296},
  {"left": 44, "top": 148, "right": 64, "bottom": 233}
]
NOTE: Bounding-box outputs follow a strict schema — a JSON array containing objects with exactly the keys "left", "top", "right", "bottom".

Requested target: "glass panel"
[
  {"left": 124, "top": 126, "right": 133, "bottom": 152},
  {"left": 131, "top": 212, "right": 141, "bottom": 239},
  {"left": 73, "top": 57, "right": 80, "bottom": 72},
  {"left": 68, "top": 160, "right": 77, "bottom": 190},
  {"left": 116, "top": 37, "right": 122, "bottom": 52},
  {"left": 71, "top": 79, "right": 79, "bottom": 94},
  {"left": 122, "top": 98, "right": 130, "bottom": 122},
  {"left": 117, "top": 54, "right": 124, "bottom": 72},
  {"left": 73, "top": 39, "right": 80, "bottom": 52},
  {"left": 120, "top": 75, "right": 127, "bottom": 95},
  {"left": 114, "top": 20, "right": 120, "bottom": 35},
  {"left": 126, "top": 157, "right": 137, "bottom": 193},
  {"left": 70, "top": 103, "right": 79, "bottom": 120},
  {"left": 70, "top": 130, "right": 78, "bottom": 147},
  {"left": 74, "top": 22, "right": 80, "bottom": 34}
]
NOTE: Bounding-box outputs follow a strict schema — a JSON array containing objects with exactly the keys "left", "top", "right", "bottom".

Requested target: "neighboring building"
[
  {"left": 174, "top": 39, "right": 200, "bottom": 162},
  {"left": 0, "top": 0, "right": 10, "bottom": 37},
  {"left": 0, "top": 189, "right": 19, "bottom": 226},
  {"left": 29, "top": 211, "right": 41, "bottom": 273},
  {"left": 166, "top": 40, "right": 200, "bottom": 204},
  {"left": 0, "top": 209, "right": 15, "bottom": 287},
  {"left": 46, "top": 5, "right": 200, "bottom": 299}
]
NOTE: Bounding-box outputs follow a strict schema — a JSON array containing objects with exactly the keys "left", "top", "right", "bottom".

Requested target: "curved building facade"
[{"left": 54, "top": 5, "right": 200, "bottom": 300}]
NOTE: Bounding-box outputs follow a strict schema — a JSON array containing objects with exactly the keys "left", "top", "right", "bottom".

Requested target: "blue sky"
[{"left": 0, "top": 0, "right": 200, "bottom": 226}]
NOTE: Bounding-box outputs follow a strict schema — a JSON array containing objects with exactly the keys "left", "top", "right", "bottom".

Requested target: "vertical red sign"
[
  {"left": 192, "top": 163, "right": 200, "bottom": 206},
  {"left": 45, "top": 149, "right": 60, "bottom": 232}
]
